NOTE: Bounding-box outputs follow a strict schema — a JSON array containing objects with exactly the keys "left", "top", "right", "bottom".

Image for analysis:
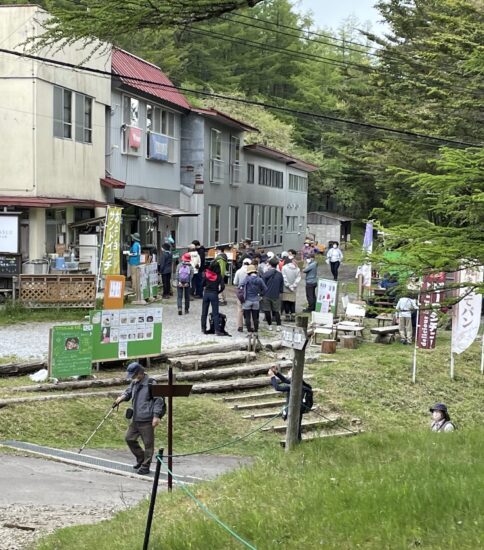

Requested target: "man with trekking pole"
[{"left": 114, "top": 362, "right": 166, "bottom": 475}]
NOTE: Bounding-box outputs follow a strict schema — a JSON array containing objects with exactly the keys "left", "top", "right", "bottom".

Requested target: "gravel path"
[{"left": 0, "top": 262, "right": 356, "bottom": 361}]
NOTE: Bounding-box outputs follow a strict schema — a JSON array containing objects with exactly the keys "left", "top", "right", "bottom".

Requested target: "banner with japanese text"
[
  {"left": 416, "top": 273, "right": 446, "bottom": 349},
  {"left": 451, "top": 266, "right": 483, "bottom": 354},
  {"left": 100, "top": 206, "right": 123, "bottom": 275}
]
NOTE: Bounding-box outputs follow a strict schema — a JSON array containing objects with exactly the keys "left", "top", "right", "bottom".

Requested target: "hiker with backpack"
[
  {"left": 175, "top": 253, "right": 194, "bottom": 315},
  {"left": 240, "top": 264, "right": 267, "bottom": 334},
  {"left": 201, "top": 260, "right": 225, "bottom": 336},
  {"left": 430, "top": 403, "right": 455, "bottom": 432},
  {"left": 233, "top": 258, "right": 252, "bottom": 332},
  {"left": 268, "top": 365, "right": 313, "bottom": 441},
  {"left": 281, "top": 256, "right": 302, "bottom": 322},
  {"left": 159, "top": 243, "right": 173, "bottom": 299},
  {"left": 190, "top": 241, "right": 205, "bottom": 298},
  {"left": 114, "top": 362, "right": 166, "bottom": 475},
  {"left": 261, "top": 257, "right": 284, "bottom": 332},
  {"left": 215, "top": 248, "right": 229, "bottom": 305}
]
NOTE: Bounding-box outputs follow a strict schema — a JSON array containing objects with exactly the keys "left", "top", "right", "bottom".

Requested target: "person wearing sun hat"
[
  {"left": 429, "top": 403, "right": 455, "bottom": 432},
  {"left": 127, "top": 232, "right": 141, "bottom": 291}
]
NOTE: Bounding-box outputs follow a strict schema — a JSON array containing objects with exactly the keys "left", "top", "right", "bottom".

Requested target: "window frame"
[{"left": 53, "top": 86, "right": 73, "bottom": 140}]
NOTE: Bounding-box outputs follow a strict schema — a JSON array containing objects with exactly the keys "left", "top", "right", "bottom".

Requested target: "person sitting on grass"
[{"left": 430, "top": 403, "right": 455, "bottom": 432}]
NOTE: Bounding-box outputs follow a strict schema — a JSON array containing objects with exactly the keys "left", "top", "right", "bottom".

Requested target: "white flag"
[{"left": 451, "top": 266, "right": 483, "bottom": 354}]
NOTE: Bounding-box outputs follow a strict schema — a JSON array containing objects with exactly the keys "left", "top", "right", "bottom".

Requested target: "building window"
[
  {"left": 246, "top": 204, "right": 257, "bottom": 241},
  {"left": 122, "top": 96, "right": 142, "bottom": 155},
  {"left": 53, "top": 86, "right": 72, "bottom": 139},
  {"left": 289, "top": 174, "right": 308, "bottom": 192},
  {"left": 146, "top": 104, "right": 176, "bottom": 162},
  {"left": 258, "top": 166, "right": 283, "bottom": 189},
  {"left": 230, "top": 136, "right": 241, "bottom": 184},
  {"left": 286, "top": 215, "right": 297, "bottom": 233},
  {"left": 75, "top": 93, "right": 92, "bottom": 143},
  {"left": 247, "top": 163, "right": 254, "bottom": 184},
  {"left": 229, "top": 206, "right": 239, "bottom": 244},
  {"left": 279, "top": 207, "right": 284, "bottom": 243},
  {"left": 210, "top": 129, "right": 223, "bottom": 183},
  {"left": 260, "top": 206, "right": 266, "bottom": 246},
  {"left": 209, "top": 205, "right": 221, "bottom": 245}
]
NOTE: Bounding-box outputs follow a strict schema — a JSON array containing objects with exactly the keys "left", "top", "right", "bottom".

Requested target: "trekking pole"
[{"left": 78, "top": 403, "right": 118, "bottom": 454}]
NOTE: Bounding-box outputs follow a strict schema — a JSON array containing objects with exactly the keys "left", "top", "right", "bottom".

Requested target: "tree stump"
[
  {"left": 342, "top": 335, "right": 358, "bottom": 349},
  {"left": 321, "top": 339, "right": 337, "bottom": 354}
]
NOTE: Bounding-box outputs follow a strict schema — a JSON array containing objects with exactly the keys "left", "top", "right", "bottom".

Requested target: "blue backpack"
[{"left": 179, "top": 264, "right": 191, "bottom": 285}]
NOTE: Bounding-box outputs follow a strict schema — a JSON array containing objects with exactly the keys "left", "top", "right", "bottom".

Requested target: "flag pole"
[{"left": 412, "top": 291, "right": 420, "bottom": 384}]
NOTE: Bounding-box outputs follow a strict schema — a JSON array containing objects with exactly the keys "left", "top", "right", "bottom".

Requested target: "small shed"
[{"left": 307, "top": 212, "right": 354, "bottom": 247}]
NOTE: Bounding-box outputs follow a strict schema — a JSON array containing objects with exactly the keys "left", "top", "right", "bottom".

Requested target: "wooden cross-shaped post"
[{"left": 150, "top": 367, "right": 192, "bottom": 491}]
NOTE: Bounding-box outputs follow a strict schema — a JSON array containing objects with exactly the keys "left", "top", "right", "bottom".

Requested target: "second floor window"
[
  {"left": 122, "top": 96, "right": 141, "bottom": 155},
  {"left": 230, "top": 136, "right": 241, "bottom": 184},
  {"left": 146, "top": 105, "right": 176, "bottom": 162},
  {"left": 75, "top": 93, "right": 92, "bottom": 144},
  {"left": 259, "top": 167, "right": 283, "bottom": 189},
  {"left": 123, "top": 96, "right": 139, "bottom": 127},
  {"left": 146, "top": 105, "right": 175, "bottom": 137},
  {"left": 210, "top": 129, "right": 223, "bottom": 182},
  {"left": 247, "top": 163, "right": 254, "bottom": 184},
  {"left": 53, "top": 86, "right": 72, "bottom": 139}
]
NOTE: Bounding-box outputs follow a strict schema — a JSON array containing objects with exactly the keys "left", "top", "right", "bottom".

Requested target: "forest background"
[{"left": 3, "top": 0, "right": 483, "bottom": 277}]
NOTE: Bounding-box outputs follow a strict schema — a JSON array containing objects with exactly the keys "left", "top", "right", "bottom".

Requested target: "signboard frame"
[
  {"left": 0, "top": 213, "right": 20, "bottom": 254},
  {"left": 49, "top": 324, "right": 93, "bottom": 379},
  {"left": 280, "top": 325, "right": 308, "bottom": 350},
  {"left": 0, "top": 254, "right": 21, "bottom": 278},
  {"left": 315, "top": 278, "right": 338, "bottom": 314},
  {"left": 89, "top": 306, "right": 163, "bottom": 363}
]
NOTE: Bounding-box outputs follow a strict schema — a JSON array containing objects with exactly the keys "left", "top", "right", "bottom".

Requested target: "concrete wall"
[
  {"left": 307, "top": 223, "right": 340, "bottom": 247},
  {"left": 0, "top": 6, "right": 111, "bottom": 202}
]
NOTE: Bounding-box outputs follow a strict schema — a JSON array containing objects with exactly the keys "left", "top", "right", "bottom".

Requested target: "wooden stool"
[
  {"left": 321, "top": 339, "right": 337, "bottom": 354},
  {"left": 342, "top": 335, "right": 358, "bottom": 349}
]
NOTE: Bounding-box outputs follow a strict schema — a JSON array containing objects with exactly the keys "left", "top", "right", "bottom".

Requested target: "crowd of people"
[{"left": 147, "top": 237, "right": 344, "bottom": 337}]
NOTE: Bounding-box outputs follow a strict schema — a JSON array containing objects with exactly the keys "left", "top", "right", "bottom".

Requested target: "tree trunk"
[
  {"left": 0, "top": 361, "right": 46, "bottom": 377},
  {"left": 342, "top": 335, "right": 358, "bottom": 349},
  {"left": 321, "top": 340, "right": 337, "bottom": 354}
]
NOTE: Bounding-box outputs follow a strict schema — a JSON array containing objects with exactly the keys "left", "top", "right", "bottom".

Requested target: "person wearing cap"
[
  {"left": 114, "top": 363, "right": 166, "bottom": 475},
  {"left": 430, "top": 403, "right": 455, "bottom": 432},
  {"left": 241, "top": 264, "right": 267, "bottom": 334},
  {"left": 303, "top": 252, "right": 318, "bottom": 312},
  {"left": 233, "top": 258, "right": 252, "bottom": 332},
  {"left": 175, "top": 253, "right": 194, "bottom": 315},
  {"left": 128, "top": 233, "right": 141, "bottom": 291}
]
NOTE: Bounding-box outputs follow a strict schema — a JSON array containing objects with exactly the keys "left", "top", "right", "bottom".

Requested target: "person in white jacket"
[
  {"left": 281, "top": 257, "right": 301, "bottom": 321},
  {"left": 326, "top": 242, "right": 343, "bottom": 281},
  {"left": 188, "top": 244, "right": 201, "bottom": 296}
]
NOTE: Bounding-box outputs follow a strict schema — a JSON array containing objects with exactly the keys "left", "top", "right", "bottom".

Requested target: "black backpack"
[
  {"left": 301, "top": 381, "right": 313, "bottom": 414},
  {"left": 207, "top": 313, "right": 227, "bottom": 334}
]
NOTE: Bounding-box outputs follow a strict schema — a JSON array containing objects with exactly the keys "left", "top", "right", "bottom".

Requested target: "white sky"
[{"left": 295, "top": 0, "right": 388, "bottom": 35}]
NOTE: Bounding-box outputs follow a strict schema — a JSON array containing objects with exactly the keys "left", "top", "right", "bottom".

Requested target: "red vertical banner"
[{"left": 416, "top": 273, "right": 446, "bottom": 349}]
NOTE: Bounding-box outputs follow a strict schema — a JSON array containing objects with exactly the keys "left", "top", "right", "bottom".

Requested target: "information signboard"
[
  {"left": 90, "top": 306, "right": 163, "bottom": 362},
  {"left": 140, "top": 263, "right": 159, "bottom": 300},
  {"left": 0, "top": 254, "right": 21, "bottom": 277},
  {"left": 315, "top": 278, "right": 338, "bottom": 314},
  {"left": 0, "top": 214, "right": 20, "bottom": 254},
  {"left": 281, "top": 326, "right": 307, "bottom": 350},
  {"left": 49, "top": 324, "right": 93, "bottom": 379}
]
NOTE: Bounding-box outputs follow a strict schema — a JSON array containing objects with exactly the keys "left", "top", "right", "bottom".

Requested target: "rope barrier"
[
  {"left": 165, "top": 410, "right": 282, "bottom": 458},
  {"left": 157, "top": 455, "right": 258, "bottom": 550}
]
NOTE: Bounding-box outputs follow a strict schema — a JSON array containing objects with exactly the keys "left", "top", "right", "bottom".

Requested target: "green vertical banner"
[
  {"left": 49, "top": 324, "right": 93, "bottom": 379},
  {"left": 101, "top": 206, "right": 123, "bottom": 275}
]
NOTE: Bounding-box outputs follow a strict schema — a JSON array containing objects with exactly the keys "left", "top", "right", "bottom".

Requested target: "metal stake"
[{"left": 143, "top": 448, "right": 163, "bottom": 550}]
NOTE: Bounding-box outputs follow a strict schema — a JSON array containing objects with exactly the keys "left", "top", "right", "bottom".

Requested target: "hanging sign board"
[
  {"left": 90, "top": 306, "right": 163, "bottom": 362},
  {"left": 0, "top": 213, "right": 20, "bottom": 254},
  {"left": 100, "top": 206, "right": 123, "bottom": 275},
  {"left": 315, "top": 278, "right": 338, "bottom": 314},
  {"left": 49, "top": 324, "right": 93, "bottom": 379}
]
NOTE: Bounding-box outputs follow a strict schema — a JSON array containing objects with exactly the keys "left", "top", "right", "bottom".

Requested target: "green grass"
[
  {"left": 0, "top": 394, "right": 278, "bottom": 455},
  {"left": 36, "top": 430, "right": 483, "bottom": 549},
  {"left": 0, "top": 301, "right": 87, "bottom": 325}
]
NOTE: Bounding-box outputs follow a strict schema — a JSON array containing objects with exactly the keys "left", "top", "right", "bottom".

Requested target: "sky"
[{"left": 295, "top": 0, "right": 388, "bottom": 35}]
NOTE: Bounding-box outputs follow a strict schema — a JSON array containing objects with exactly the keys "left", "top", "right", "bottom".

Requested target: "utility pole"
[{"left": 285, "top": 315, "right": 308, "bottom": 451}]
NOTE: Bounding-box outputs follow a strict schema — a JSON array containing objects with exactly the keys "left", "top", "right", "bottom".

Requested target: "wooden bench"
[
  {"left": 335, "top": 323, "right": 365, "bottom": 340},
  {"left": 370, "top": 325, "right": 400, "bottom": 344}
]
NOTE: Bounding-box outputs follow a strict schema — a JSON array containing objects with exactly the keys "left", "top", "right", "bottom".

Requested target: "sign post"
[
  {"left": 281, "top": 315, "right": 309, "bottom": 451},
  {"left": 150, "top": 371, "right": 192, "bottom": 491}
]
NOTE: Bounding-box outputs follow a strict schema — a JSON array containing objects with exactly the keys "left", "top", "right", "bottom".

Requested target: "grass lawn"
[
  {"left": 36, "top": 430, "right": 483, "bottom": 549},
  {"left": 0, "top": 302, "right": 87, "bottom": 326}
]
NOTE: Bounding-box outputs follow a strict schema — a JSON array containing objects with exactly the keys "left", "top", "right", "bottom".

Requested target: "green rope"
[
  {"left": 167, "top": 410, "right": 282, "bottom": 458},
  {"left": 157, "top": 456, "right": 257, "bottom": 550}
]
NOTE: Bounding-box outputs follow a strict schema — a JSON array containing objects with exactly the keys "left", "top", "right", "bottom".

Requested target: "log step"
[
  {"left": 241, "top": 410, "right": 283, "bottom": 420},
  {"left": 262, "top": 417, "right": 340, "bottom": 433},
  {"left": 169, "top": 351, "right": 257, "bottom": 370},
  {"left": 279, "top": 430, "right": 359, "bottom": 446},
  {"left": 231, "top": 399, "right": 286, "bottom": 410},
  {"left": 218, "top": 390, "right": 281, "bottom": 402}
]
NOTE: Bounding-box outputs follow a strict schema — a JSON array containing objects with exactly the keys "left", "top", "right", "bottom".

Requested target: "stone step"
[
  {"left": 241, "top": 410, "right": 283, "bottom": 420},
  {"left": 231, "top": 399, "right": 286, "bottom": 411},
  {"left": 262, "top": 417, "right": 340, "bottom": 434}
]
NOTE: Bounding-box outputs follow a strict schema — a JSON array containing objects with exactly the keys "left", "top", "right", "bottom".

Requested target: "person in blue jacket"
[
  {"left": 303, "top": 252, "right": 318, "bottom": 312},
  {"left": 159, "top": 243, "right": 173, "bottom": 298}
]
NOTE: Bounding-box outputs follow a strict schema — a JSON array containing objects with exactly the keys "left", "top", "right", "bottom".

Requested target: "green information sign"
[
  {"left": 90, "top": 306, "right": 163, "bottom": 363},
  {"left": 49, "top": 324, "right": 93, "bottom": 379}
]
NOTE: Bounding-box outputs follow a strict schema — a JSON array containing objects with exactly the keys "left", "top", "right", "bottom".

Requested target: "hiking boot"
[
  {"left": 133, "top": 462, "right": 143, "bottom": 470},
  {"left": 276, "top": 326, "right": 282, "bottom": 332},
  {"left": 201, "top": 329, "right": 207, "bottom": 334},
  {"left": 237, "top": 327, "right": 244, "bottom": 333},
  {"left": 215, "top": 331, "right": 225, "bottom": 336},
  {"left": 178, "top": 309, "right": 182, "bottom": 316},
  {"left": 219, "top": 301, "right": 228, "bottom": 306},
  {"left": 284, "top": 315, "right": 290, "bottom": 322},
  {"left": 185, "top": 309, "right": 189, "bottom": 314},
  {"left": 137, "top": 466, "right": 150, "bottom": 475}
]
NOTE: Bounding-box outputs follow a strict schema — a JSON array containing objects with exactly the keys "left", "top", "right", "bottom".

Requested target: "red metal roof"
[
  {"left": 100, "top": 176, "right": 126, "bottom": 189},
  {"left": 243, "top": 144, "right": 319, "bottom": 172},
  {"left": 112, "top": 48, "right": 190, "bottom": 111},
  {"left": 0, "top": 197, "right": 106, "bottom": 207},
  {"left": 191, "top": 108, "right": 258, "bottom": 132}
]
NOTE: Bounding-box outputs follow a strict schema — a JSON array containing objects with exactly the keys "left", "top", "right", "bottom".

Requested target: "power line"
[
  {"left": 186, "top": 27, "right": 374, "bottom": 72},
  {"left": 0, "top": 48, "right": 480, "bottom": 148}
]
